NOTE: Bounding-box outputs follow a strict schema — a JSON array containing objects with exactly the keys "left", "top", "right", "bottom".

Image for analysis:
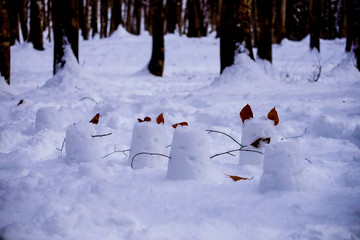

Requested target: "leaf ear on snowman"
[
  {"left": 240, "top": 104, "right": 254, "bottom": 123},
  {"left": 267, "top": 107, "right": 279, "bottom": 126}
]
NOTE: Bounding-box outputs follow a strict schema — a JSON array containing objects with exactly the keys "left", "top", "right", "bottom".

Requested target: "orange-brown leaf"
[
  {"left": 250, "top": 137, "right": 271, "bottom": 148},
  {"left": 156, "top": 113, "right": 165, "bottom": 124},
  {"left": 172, "top": 122, "right": 189, "bottom": 128},
  {"left": 240, "top": 104, "right": 253, "bottom": 123},
  {"left": 267, "top": 107, "right": 279, "bottom": 126},
  {"left": 144, "top": 117, "right": 151, "bottom": 122},
  {"left": 137, "top": 118, "right": 144, "bottom": 122},
  {"left": 225, "top": 174, "right": 254, "bottom": 181},
  {"left": 17, "top": 99, "right": 23, "bottom": 106},
  {"left": 90, "top": 113, "right": 100, "bottom": 124}
]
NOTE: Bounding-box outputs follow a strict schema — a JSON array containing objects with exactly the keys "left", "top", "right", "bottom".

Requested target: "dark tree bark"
[
  {"left": 272, "top": 0, "right": 286, "bottom": 43},
  {"left": 53, "top": 0, "right": 79, "bottom": 74},
  {"left": 286, "top": 0, "right": 310, "bottom": 40},
  {"left": 310, "top": 0, "right": 321, "bottom": 51},
  {"left": 144, "top": 0, "right": 151, "bottom": 32},
  {"left": 29, "top": 0, "right": 44, "bottom": 50},
  {"left": 19, "top": 0, "right": 29, "bottom": 41},
  {"left": 46, "top": 0, "right": 51, "bottom": 41},
  {"left": 110, "top": 0, "right": 122, "bottom": 35},
  {"left": 220, "top": 0, "right": 254, "bottom": 73},
  {"left": 255, "top": 0, "right": 272, "bottom": 62},
  {"left": 100, "top": 0, "right": 108, "bottom": 38},
  {"left": 79, "top": 0, "right": 90, "bottom": 39},
  {"left": 186, "top": 0, "right": 202, "bottom": 37},
  {"left": 176, "top": 0, "right": 183, "bottom": 34},
  {"left": 166, "top": 0, "right": 177, "bottom": 33},
  {"left": 133, "top": 0, "right": 141, "bottom": 35},
  {"left": 148, "top": 0, "right": 164, "bottom": 76},
  {"left": 346, "top": 0, "right": 360, "bottom": 70},
  {"left": 91, "top": 0, "right": 98, "bottom": 37},
  {"left": 9, "top": 0, "right": 20, "bottom": 45},
  {"left": 0, "top": 0, "right": 10, "bottom": 84}
]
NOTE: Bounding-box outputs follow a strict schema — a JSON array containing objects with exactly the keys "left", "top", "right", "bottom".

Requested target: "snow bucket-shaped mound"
[
  {"left": 35, "top": 106, "right": 62, "bottom": 132},
  {"left": 65, "top": 122, "right": 103, "bottom": 162},
  {"left": 166, "top": 126, "right": 214, "bottom": 181},
  {"left": 239, "top": 118, "right": 277, "bottom": 165},
  {"left": 128, "top": 122, "right": 169, "bottom": 169},
  {"left": 259, "top": 141, "right": 306, "bottom": 192}
]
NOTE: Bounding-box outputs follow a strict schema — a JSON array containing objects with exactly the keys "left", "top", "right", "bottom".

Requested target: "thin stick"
[
  {"left": 305, "top": 158, "right": 312, "bottom": 164},
  {"left": 131, "top": 152, "right": 170, "bottom": 169},
  {"left": 56, "top": 138, "right": 66, "bottom": 156},
  {"left": 210, "top": 147, "right": 263, "bottom": 159},
  {"left": 102, "top": 147, "right": 131, "bottom": 159},
  {"left": 206, "top": 129, "right": 243, "bottom": 147},
  {"left": 92, "top": 133, "right": 112, "bottom": 138}
]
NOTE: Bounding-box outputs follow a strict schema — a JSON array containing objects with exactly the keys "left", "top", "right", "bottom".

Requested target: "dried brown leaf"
[
  {"left": 225, "top": 174, "right": 254, "bottom": 181},
  {"left": 144, "top": 117, "right": 151, "bottom": 122},
  {"left": 240, "top": 104, "right": 253, "bottom": 123},
  {"left": 267, "top": 107, "right": 279, "bottom": 126},
  {"left": 250, "top": 137, "right": 271, "bottom": 148},
  {"left": 17, "top": 99, "right": 23, "bottom": 106},
  {"left": 90, "top": 113, "right": 100, "bottom": 124},
  {"left": 156, "top": 113, "right": 165, "bottom": 124},
  {"left": 172, "top": 122, "right": 189, "bottom": 128}
]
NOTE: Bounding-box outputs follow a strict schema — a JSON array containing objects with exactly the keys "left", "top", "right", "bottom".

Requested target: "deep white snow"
[{"left": 1, "top": 28, "right": 360, "bottom": 240}]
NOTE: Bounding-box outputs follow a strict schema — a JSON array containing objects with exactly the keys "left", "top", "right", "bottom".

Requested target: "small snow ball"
[
  {"left": 128, "top": 121, "right": 168, "bottom": 169},
  {"left": 65, "top": 122, "right": 103, "bottom": 162},
  {"left": 35, "top": 106, "right": 62, "bottom": 132},
  {"left": 259, "top": 141, "right": 306, "bottom": 192},
  {"left": 166, "top": 126, "right": 214, "bottom": 181}
]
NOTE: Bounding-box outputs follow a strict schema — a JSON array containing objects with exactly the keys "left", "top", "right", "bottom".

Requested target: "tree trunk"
[
  {"left": 148, "top": 0, "right": 164, "bottom": 76},
  {"left": 286, "top": 0, "right": 310, "bottom": 41},
  {"left": 100, "top": 0, "right": 108, "bottom": 38},
  {"left": 110, "top": 0, "right": 122, "bottom": 35},
  {"left": 309, "top": 0, "right": 321, "bottom": 51},
  {"left": 46, "top": 0, "right": 51, "bottom": 41},
  {"left": 272, "top": 0, "right": 286, "bottom": 43},
  {"left": 29, "top": 0, "right": 44, "bottom": 50},
  {"left": 53, "top": 0, "right": 79, "bottom": 74},
  {"left": 133, "top": 0, "right": 141, "bottom": 35},
  {"left": 220, "top": 0, "right": 254, "bottom": 73},
  {"left": 186, "top": 0, "right": 202, "bottom": 37},
  {"left": 166, "top": 0, "right": 177, "bottom": 33},
  {"left": 346, "top": 0, "right": 360, "bottom": 70},
  {"left": 255, "top": 0, "right": 272, "bottom": 62},
  {"left": 0, "top": 0, "right": 10, "bottom": 84},
  {"left": 91, "top": 0, "right": 98, "bottom": 37},
  {"left": 9, "top": 0, "right": 20, "bottom": 45},
  {"left": 79, "top": 0, "right": 90, "bottom": 39},
  {"left": 19, "top": 0, "right": 29, "bottom": 41}
]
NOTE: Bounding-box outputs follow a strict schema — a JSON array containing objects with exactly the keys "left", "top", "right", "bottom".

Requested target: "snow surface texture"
[
  {"left": 128, "top": 122, "right": 169, "bottom": 169},
  {"left": 1, "top": 29, "right": 360, "bottom": 239},
  {"left": 239, "top": 116, "right": 277, "bottom": 165},
  {"left": 166, "top": 126, "right": 217, "bottom": 181}
]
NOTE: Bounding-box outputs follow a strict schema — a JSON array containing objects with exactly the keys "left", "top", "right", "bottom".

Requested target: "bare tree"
[
  {"left": 272, "top": 0, "right": 286, "bottom": 43},
  {"left": 309, "top": 0, "right": 321, "bottom": 51},
  {"left": 255, "top": 0, "right": 272, "bottom": 62},
  {"left": 19, "top": 0, "right": 29, "bottom": 41},
  {"left": 186, "top": 0, "right": 202, "bottom": 37},
  {"left": 148, "top": 0, "right": 164, "bottom": 76},
  {"left": 53, "top": 0, "right": 79, "bottom": 74},
  {"left": 29, "top": 0, "right": 45, "bottom": 50},
  {"left": 0, "top": 0, "right": 10, "bottom": 84},
  {"left": 100, "top": 0, "right": 108, "bottom": 38},
  {"left": 220, "top": 0, "right": 254, "bottom": 73},
  {"left": 110, "top": 0, "right": 122, "bottom": 35},
  {"left": 9, "top": 0, "right": 20, "bottom": 45},
  {"left": 91, "top": 0, "right": 98, "bottom": 37},
  {"left": 79, "top": 0, "right": 90, "bottom": 39}
]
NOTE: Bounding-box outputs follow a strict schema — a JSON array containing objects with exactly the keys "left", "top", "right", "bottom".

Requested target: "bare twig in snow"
[
  {"left": 131, "top": 152, "right": 170, "bottom": 169},
  {"left": 56, "top": 138, "right": 66, "bottom": 156}
]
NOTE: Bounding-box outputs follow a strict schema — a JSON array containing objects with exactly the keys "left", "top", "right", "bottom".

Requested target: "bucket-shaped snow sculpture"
[
  {"left": 259, "top": 141, "right": 306, "bottom": 192},
  {"left": 128, "top": 121, "right": 168, "bottom": 169},
  {"left": 35, "top": 106, "right": 62, "bottom": 132},
  {"left": 65, "top": 122, "right": 103, "bottom": 162},
  {"left": 239, "top": 105, "right": 278, "bottom": 166},
  {"left": 166, "top": 126, "right": 213, "bottom": 181}
]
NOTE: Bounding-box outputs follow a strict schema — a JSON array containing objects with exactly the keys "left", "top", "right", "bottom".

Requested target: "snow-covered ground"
[{"left": 1, "top": 28, "right": 360, "bottom": 239}]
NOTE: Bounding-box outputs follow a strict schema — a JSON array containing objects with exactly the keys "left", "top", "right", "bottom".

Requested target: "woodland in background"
[{"left": 0, "top": 0, "right": 359, "bottom": 84}]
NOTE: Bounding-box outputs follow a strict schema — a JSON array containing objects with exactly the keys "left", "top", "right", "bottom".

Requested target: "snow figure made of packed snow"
[
  {"left": 239, "top": 104, "right": 279, "bottom": 166},
  {"left": 259, "top": 141, "right": 306, "bottom": 192},
  {"left": 65, "top": 122, "right": 103, "bottom": 163},
  {"left": 35, "top": 106, "right": 63, "bottom": 132},
  {"left": 166, "top": 125, "right": 215, "bottom": 181},
  {"left": 128, "top": 114, "right": 169, "bottom": 169}
]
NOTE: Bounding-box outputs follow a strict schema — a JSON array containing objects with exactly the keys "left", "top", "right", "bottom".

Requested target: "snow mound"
[
  {"left": 212, "top": 53, "right": 271, "bottom": 85},
  {"left": 310, "top": 115, "right": 346, "bottom": 139},
  {"left": 65, "top": 122, "right": 103, "bottom": 163},
  {"left": 166, "top": 126, "right": 218, "bottom": 181},
  {"left": 128, "top": 122, "right": 169, "bottom": 169},
  {"left": 259, "top": 141, "right": 306, "bottom": 192}
]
